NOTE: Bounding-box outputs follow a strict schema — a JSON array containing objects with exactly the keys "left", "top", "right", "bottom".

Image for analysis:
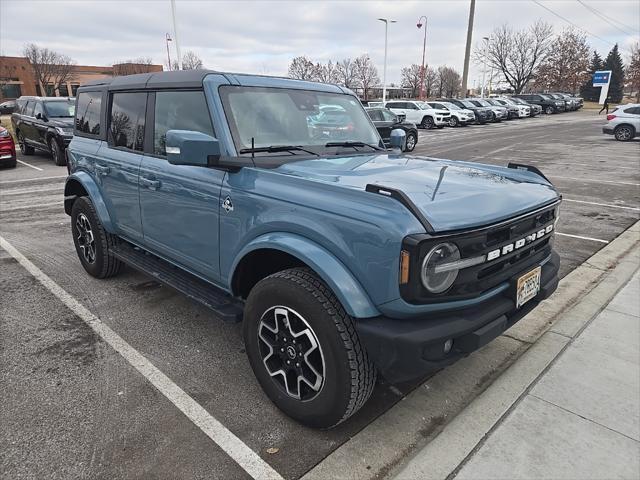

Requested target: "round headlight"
[{"left": 421, "top": 243, "right": 461, "bottom": 294}]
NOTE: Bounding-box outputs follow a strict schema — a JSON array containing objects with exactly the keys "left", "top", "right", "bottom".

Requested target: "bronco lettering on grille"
[{"left": 486, "top": 224, "right": 554, "bottom": 262}]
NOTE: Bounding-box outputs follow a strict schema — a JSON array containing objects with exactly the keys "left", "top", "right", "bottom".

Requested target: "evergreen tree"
[
  {"left": 604, "top": 44, "right": 625, "bottom": 102},
  {"left": 580, "top": 50, "right": 603, "bottom": 101}
]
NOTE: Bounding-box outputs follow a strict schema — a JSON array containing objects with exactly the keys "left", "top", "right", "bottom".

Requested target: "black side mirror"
[{"left": 35, "top": 113, "right": 42, "bottom": 120}]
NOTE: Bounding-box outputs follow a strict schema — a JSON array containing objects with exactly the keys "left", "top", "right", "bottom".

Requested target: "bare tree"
[
  {"left": 113, "top": 57, "right": 156, "bottom": 76},
  {"left": 335, "top": 58, "right": 357, "bottom": 89},
  {"left": 353, "top": 54, "right": 379, "bottom": 100},
  {"left": 288, "top": 56, "right": 318, "bottom": 81},
  {"left": 424, "top": 66, "right": 439, "bottom": 98},
  {"left": 627, "top": 42, "right": 640, "bottom": 102},
  {"left": 316, "top": 60, "right": 338, "bottom": 84},
  {"left": 476, "top": 21, "right": 554, "bottom": 93},
  {"left": 401, "top": 64, "right": 423, "bottom": 97},
  {"left": 181, "top": 50, "right": 204, "bottom": 70},
  {"left": 23, "top": 43, "right": 76, "bottom": 96},
  {"left": 534, "top": 28, "right": 590, "bottom": 93},
  {"left": 437, "top": 66, "right": 462, "bottom": 97}
]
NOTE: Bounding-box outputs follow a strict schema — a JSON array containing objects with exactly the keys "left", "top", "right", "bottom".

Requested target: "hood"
[
  {"left": 49, "top": 118, "right": 74, "bottom": 128},
  {"left": 275, "top": 154, "right": 559, "bottom": 232}
]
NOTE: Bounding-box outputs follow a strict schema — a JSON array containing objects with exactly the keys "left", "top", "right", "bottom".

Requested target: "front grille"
[{"left": 400, "top": 201, "right": 559, "bottom": 304}]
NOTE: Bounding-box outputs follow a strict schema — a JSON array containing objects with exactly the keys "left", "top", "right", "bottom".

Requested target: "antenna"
[{"left": 250, "top": 137, "right": 256, "bottom": 167}]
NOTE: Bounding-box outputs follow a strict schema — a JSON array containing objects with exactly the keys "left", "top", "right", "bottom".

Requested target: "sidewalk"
[{"left": 396, "top": 269, "right": 640, "bottom": 480}]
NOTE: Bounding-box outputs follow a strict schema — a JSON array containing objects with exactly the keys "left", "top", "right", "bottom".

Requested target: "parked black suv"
[
  {"left": 514, "top": 94, "right": 565, "bottom": 115},
  {"left": 438, "top": 98, "right": 493, "bottom": 124},
  {"left": 11, "top": 96, "right": 75, "bottom": 165},
  {"left": 365, "top": 107, "right": 418, "bottom": 151}
]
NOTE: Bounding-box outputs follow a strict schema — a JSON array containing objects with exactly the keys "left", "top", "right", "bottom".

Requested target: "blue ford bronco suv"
[{"left": 65, "top": 70, "right": 561, "bottom": 428}]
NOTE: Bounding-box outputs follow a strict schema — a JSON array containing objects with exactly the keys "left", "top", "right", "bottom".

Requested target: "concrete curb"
[{"left": 301, "top": 221, "right": 640, "bottom": 480}]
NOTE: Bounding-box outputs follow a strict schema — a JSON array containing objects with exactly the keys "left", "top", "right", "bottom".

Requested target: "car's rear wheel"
[
  {"left": 614, "top": 125, "right": 635, "bottom": 141},
  {"left": 421, "top": 116, "right": 435, "bottom": 129},
  {"left": 48, "top": 137, "right": 66, "bottom": 166},
  {"left": 17, "top": 131, "right": 34, "bottom": 155},
  {"left": 244, "top": 267, "right": 376, "bottom": 429},
  {"left": 71, "top": 197, "right": 123, "bottom": 279},
  {"left": 404, "top": 132, "right": 417, "bottom": 152}
]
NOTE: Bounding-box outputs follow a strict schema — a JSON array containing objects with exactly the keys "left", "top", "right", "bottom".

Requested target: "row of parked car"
[{"left": 363, "top": 93, "right": 583, "bottom": 151}]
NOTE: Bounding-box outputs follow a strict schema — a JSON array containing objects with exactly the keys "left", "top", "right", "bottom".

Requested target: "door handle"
[
  {"left": 140, "top": 176, "right": 161, "bottom": 190},
  {"left": 95, "top": 165, "right": 110, "bottom": 176}
]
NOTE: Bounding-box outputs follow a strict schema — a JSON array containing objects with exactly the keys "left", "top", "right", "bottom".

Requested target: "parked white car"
[
  {"left": 602, "top": 103, "right": 640, "bottom": 141},
  {"left": 385, "top": 100, "right": 450, "bottom": 129},
  {"left": 425, "top": 101, "right": 475, "bottom": 127}
]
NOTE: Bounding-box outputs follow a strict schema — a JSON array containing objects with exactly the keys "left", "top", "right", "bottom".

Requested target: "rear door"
[
  {"left": 138, "top": 89, "right": 224, "bottom": 280},
  {"left": 94, "top": 91, "right": 146, "bottom": 242},
  {"left": 32, "top": 101, "right": 48, "bottom": 146}
]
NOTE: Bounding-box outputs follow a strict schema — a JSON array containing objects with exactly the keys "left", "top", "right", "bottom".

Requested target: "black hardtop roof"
[{"left": 78, "top": 69, "right": 218, "bottom": 91}]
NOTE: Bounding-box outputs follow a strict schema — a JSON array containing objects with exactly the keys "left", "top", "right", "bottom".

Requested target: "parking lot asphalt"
[{"left": 1, "top": 109, "right": 638, "bottom": 479}]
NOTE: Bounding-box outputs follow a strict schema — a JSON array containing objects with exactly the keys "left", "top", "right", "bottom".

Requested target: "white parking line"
[
  {"left": 0, "top": 175, "right": 66, "bottom": 185},
  {"left": 1, "top": 202, "right": 61, "bottom": 212},
  {"left": 0, "top": 186, "right": 62, "bottom": 196},
  {"left": 17, "top": 159, "right": 44, "bottom": 171},
  {"left": 0, "top": 235, "right": 283, "bottom": 480},
  {"left": 551, "top": 176, "right": 640, "bottom": 187},
  {"left": 556, "top": 232, "right": 609, "bottom": 244},
  {"left": 563, "top": 198, "right": 640, "bottom": 212}
]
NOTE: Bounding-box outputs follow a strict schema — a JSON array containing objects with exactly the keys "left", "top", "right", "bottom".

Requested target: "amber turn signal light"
[{"left": 399, "top": 250, "right": 410, "bottom": 284}]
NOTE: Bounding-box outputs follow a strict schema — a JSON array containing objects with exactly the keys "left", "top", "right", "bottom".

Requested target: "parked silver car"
[{"left": 602, "top": 104, "right": 640, "bottom": 141}]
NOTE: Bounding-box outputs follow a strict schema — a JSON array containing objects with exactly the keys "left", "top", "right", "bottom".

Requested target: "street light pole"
[
  {"left": 461, "top": 0, "right": 476, "bottom": 96},
  {"left": 480, "top": 36, "right": 489, "bottom": 98},
  {"left": 165, "top": 33, "right": 173, "bottom": 71},
  {"left": 170, "top": 0, "right": 182, "bottom": 70},
  {"left": 378, "top": 18, "right": 396, "bottom": 105},
  {"left": 417, "top": 16, "right": 427, "bottom": 100}
]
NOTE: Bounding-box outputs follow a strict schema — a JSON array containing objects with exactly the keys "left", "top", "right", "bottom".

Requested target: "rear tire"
[
  {"left": 71, "top": 197, "right": 123, "bottom": 279},
  {"left": 17, "top": 131, "right": 34, "bottom": 155},
  {"left": 614, "top": 125, "right": 635, "bottom": 141},
  {"left": 244, "top": 267, "right": 376, "bottom": 429}
]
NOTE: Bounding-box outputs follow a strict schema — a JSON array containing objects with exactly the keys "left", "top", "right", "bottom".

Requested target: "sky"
[{"left": 1, "top": 0, "right": 638, "bottom": 87}]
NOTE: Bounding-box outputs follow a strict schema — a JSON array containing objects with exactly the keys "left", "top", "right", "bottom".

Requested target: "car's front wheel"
[
  {"left": 48, "top": 137, "right": 66, "bottom": 166},
  {"left": 421, "top": 116, "right": 435, "bottom": 129},
  {"left": 244, "top": 268, "right": 376, "bottom": 429},
  {"left": 545, "top": 106, "right": 554, "bottom": 115},
  {"left": 448, "top": 116, "right": 459, "bottom": 127},
  {"left": 404, "top": 132, "right": 417, "bottom": 152},
  {"left": 614, "top": 125, "right": 635, "bottom": 141}
]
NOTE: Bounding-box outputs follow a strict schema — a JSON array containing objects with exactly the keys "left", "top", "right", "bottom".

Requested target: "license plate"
[{"left": 516, "top": 266, "right": 541, "bottom": 308}]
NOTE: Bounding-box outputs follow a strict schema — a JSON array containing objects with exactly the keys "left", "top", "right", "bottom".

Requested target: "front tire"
[
  {"left": 421, "top": 116, "right": 435, "bottom": 129},
  {"left": 545, "top": 106, "right": 554, "bottom": 115},
  {"left": 614, "top": 125, "right": 635, "bottom": 141},
  {"left": 71, "top": 197, "right": 123, "bottom": 279},
  {"left": 404, "top": 132, "right": 417, "bottom": 152},
  {"left": 449, "top": 116, "right": 459, "bottom": 127},
  {"left": 49, "top": 137, "right": 66, "bottom": 166},
  {"left": 244, "top": 268, "right": 376, "bottom": 429}
]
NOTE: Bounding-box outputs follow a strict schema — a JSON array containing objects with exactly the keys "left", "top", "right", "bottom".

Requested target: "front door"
[{"left": 138, "top": 90, "right": 224, "bottom": 281}]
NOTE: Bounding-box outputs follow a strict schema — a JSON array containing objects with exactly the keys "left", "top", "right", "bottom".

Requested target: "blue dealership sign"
[{"left": 592, "top": 71, "right": 611, "bottom": 86}]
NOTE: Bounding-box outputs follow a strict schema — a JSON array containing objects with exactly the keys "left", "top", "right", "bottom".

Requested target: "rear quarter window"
[{"left": 75, "top": 91, "right": 102, "bottom": 136}]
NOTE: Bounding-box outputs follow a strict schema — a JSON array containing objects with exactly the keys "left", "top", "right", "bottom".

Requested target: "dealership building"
[{"left": 0, "top": 56, "right": 163, "bottom": 100}]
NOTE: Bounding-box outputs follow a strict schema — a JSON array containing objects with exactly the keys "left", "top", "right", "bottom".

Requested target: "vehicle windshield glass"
[
  {"left": 416, "top": 101, "right": 431, "bottom": 110},
  {"left": 460, "top": 100, "right": 476, "bottom": 108},
  {"left": 486, "top": 99, "right": 500, "bottom": 106},
  {"left": 539, "top": 94, "right": 552, "bottom": 99},
  {"left": 219, "top": 86, "right": 380, "bottom": 155},
  {"left": 44, "top": 101, "right": 75, "bottom": 117},
  {"left": 474, "top": 99, "right": 491, "bottom": 107},
  {"left": 441, "top": 102, "right": 460, "bottom": 110}
]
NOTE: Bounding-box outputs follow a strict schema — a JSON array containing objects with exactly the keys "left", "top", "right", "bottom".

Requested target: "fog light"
[{"left": 443, "top": 339, "right": 453, "bottom": 354}]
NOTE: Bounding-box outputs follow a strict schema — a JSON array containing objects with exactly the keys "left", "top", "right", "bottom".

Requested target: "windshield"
[
  {"left": 473, "top": 99, "right": 491, "bottom": 107},
  {"left": 460, "top": 100, "right": 476, "bottom": 108},
  {"left": 44, "top": 101, "right": 75, "bottom": 117},
  {"left": 415, "top": 101, "right": 431, "bottom": 110},
  {"left": 440, "top": 101, "right": 460, "bottom": 110},
  {"left": 220, "top": 86, "right": 380, "bottom": 155}
]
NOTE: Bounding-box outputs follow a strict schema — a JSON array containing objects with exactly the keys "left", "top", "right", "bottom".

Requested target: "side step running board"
[{"left": 111, "top": 242, "right": 243, "bottom": 322}]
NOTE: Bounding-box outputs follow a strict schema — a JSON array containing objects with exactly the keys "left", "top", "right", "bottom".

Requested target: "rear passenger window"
[
  {"left": 153, "top": 90, "right": 213, "bottom": 156},
  {"left": 109, "top": 92, "right": 147, "bottom": 151},
  {"left": 75, "top": 92, "right": 102, "bottom": 136},
  {"left": 24, "top": 101, "right": 35, "bottom": 116},
  {"left": 33, "top": 102, "right": 44, "bottom": 118}
]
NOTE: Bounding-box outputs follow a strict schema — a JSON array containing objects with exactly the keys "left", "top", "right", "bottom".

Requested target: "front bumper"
[{"left": 356, "top": 251, "right": 560, "bottom": 383}]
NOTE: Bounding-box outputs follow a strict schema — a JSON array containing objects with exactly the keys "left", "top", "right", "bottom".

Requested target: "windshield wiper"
[
  {"left": 239, "top": 145, "right": 319, "bottom": 156},
  {"left": 325, "top": 141, "right": 384, "bottom": 152}
]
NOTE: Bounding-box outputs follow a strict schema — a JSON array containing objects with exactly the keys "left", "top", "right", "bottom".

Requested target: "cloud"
[{"left": 1, "top": 0, "right": 638, "bottom": 85}]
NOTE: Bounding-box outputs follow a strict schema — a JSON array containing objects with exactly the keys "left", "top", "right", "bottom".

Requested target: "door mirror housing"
[
  {"left": 166, "top": 130, "right": 221, "bottom": 167},
  {"left": 390, "top": 128, "right": 406, "bottom": 151}
]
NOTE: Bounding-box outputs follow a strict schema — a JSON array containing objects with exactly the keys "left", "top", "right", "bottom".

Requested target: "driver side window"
[
  {"left": 381, "top": 109, "right": 397, "bottom": 122},
  {"left": 33, "top": 102, "right": 44, "bottom": 118}
]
